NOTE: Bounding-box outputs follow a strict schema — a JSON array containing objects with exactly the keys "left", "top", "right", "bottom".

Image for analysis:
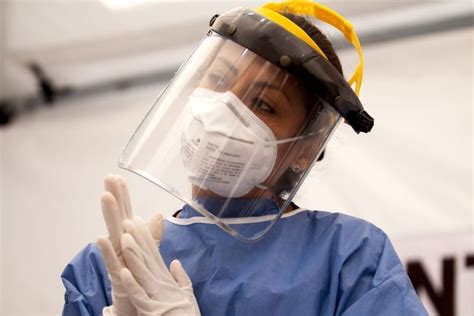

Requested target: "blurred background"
[{"left": 0, "top": 1, "right": 472, "bottom": 315}]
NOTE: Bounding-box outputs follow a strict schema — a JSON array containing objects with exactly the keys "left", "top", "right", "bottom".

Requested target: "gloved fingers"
[
  {"left": 169, "top": 259, "right": 193, "bottom": 290},
  {"left": 123, "top": 219, "right": 150, "bottom": 254},
  {"left": 98, "top": 236, "right": 139, "bottom": 316},
  {"left": 123, "top": 218, "right": 162, "bottom": 276},
  {"left": 104, "top": 175, "right": 128, "bottom": 221},
  {"left": 133, "top": 216, "right": 168, "bottom": 272},
  {"left": 121, "top": 233, "right": 146, "bottom": 263},
  {"left": 148, "top": 213, "right": 164, "bottom": 245},
  {"left": 120, "top": 268, "right": 153, "bottom": 312},
  {"left": 110, "top": 297, "right": 139, "bottom": 316},
  {"left": 102, "top": 306, "right": 115, "bottom": 316},
  {"left": 124, "top": 216, "right": 169, "bottom": 276},
  {"left": 170, "top": 260, "right": 200, "bottom": 315},
  {"left": 116, "top": 175, "right": 133, "bottom": 219},
  {"left": 124, "top": 218, "right": 174, "bottom": 289},
  {"left": 121, "top": 234, "right": 161, "bottom": 298},
  {"left": 97, "top": 236, "right": 123, "bottom": 283},
  {"left": 101, "top": 192, "right": 123, "bottom": 253}
]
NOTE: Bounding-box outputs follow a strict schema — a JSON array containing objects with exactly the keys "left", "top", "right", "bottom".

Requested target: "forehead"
[{"left": 210, "top": 40, "right": 307, "bottom": 92}]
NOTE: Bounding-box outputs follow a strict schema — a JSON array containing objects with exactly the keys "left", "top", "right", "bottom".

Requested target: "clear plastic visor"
[{"left": 119, "top": 33, "right": 341, "bottom": 241}]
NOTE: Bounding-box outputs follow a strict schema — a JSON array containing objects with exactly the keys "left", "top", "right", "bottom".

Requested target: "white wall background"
[
  {"left": 1, "top": 0, "right": 429, "bottom": 99},
  {"left": 1, "top": 1, "right": 472, "bottom": 315}
]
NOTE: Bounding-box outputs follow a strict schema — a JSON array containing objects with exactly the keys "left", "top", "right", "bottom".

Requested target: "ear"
[
  {"left": 291, "top": 149, "right": 325, "bottom": 173},
  {"left": 291, "top": 132, "right": 326, "bottom": 171},
  {"left": 291, "top": 155, "right": 311, "bottom": 174}
]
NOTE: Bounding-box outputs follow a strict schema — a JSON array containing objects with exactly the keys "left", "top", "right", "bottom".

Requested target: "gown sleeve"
[
  {"left": 61, "top": 243, "right": 112, "bottom": 316},
  {"left": 339, "top": 230, "right": 427, "bottom": 316}
]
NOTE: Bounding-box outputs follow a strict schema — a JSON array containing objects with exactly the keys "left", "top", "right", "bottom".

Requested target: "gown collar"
[{"left": 179, "top": 197, "right": 281, "bottom": 219}]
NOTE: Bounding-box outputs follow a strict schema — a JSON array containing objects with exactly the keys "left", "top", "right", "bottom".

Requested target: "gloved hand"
[
  {"left": 98, "top": 175, "right": 199, "bottom": 316},
  {"left": 97, "top": 175, "right": 137, "bottom": 316},
  {"left": 118, "top": 215, "right": 200, "bottom": 316}
]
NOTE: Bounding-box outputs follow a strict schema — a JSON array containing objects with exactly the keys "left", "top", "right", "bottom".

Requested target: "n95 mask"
[{"left": 181, "top": 88, "right": 279, "bottom": 198}]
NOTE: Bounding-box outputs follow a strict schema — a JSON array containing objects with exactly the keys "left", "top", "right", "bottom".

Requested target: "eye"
[{"left": 251, "top": 97, "right": 275, "bottom": 114}]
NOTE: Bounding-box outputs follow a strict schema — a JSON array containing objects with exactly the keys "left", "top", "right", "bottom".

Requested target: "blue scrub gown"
[{"left": 61, "top": 201, "right": 427, "bottom": 315}]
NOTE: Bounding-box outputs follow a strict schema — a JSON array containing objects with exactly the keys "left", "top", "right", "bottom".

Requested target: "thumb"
[
  {"left": 170, "top": 259, "right": 192, "bottom": 290},
  {"left": 170, "top": 259, "right": 200, "bottom": 314},
  {"left": 148, "top": 213, "right": 164, "bottom": 244}
]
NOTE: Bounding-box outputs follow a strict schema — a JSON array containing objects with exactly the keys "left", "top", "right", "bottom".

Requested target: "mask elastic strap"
[
  {"left": 258, "top": 130, "right": 325, "bottom": 191},
  {"left": 255, "top": 183, "right": 270, "bottom": 190},
  {"left": 257, "top": 0, "right": 364, "bottom": 96},
  {"left": 266, "top": 130, "right": 322, "bottom": 146}
]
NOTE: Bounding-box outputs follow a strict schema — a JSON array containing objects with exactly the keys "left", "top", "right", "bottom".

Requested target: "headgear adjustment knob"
[{"left": 347, "top": 110, "right": 374, "bottom": 134}]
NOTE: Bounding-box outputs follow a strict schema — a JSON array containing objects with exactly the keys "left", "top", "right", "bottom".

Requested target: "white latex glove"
[
  {"left": 119, "top": 215, "right": 200, "bottom": 316},
  {"left": 98, "top": 175, "right": 199, "bottom": 316},
  {"left": 97, "top": 174, "right": 137, "bottom": 316}
]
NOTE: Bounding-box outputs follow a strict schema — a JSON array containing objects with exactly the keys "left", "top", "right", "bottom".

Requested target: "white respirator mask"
[{"left": 181, "top": 88, "right": 304, "bottom": 198}]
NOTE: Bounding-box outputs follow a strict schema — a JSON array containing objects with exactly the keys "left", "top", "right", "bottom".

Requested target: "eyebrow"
[
  {"left": 252, "top": 81, "right": 291, "bottom": 106},
  {"left": 216, "top": 57, "right": 239, "bottom": 77}
]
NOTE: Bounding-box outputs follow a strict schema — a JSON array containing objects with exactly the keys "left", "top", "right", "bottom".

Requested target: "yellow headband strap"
[
  {"left": 257, "top": 0, "right": 364, "bottom": 95},
  {"left": 254, "top": 7, "right": 328, "bottom": 60}
]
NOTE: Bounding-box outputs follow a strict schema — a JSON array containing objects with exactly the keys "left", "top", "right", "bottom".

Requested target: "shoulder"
[
  {"left": 61, "top": 242, "right": 109, "bottom": 289},
  {"left": 61, "top": 243, "right": 111, "bottom": 315},
  {"left": 62, "top": 243, "right": 107, "bottom": 280},
  {"left": 286, "top": 208, "right": 388, "bottom": 249},
  {"left": 286, "top": 209, "right": 397, "bottom": 280},
  {"left": 290, "top": 210, "right": 426, "bottom": 314}
]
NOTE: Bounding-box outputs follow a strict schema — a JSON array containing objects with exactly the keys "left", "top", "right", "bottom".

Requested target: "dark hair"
[
  {"left": 282, "top": 13, "right": 343, "bottom": 75},
  {"left": 272, "top": 13, "right": 342, "bottom": 199}
]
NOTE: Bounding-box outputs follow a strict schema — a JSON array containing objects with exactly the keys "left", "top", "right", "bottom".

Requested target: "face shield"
[{"left": 119, "top": 2, "right": 374, "bottom": 242}]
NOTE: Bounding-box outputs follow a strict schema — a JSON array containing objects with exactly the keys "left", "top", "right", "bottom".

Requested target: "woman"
[{"left": 62, "top": 1, "right": 427, "bottom": 315}]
